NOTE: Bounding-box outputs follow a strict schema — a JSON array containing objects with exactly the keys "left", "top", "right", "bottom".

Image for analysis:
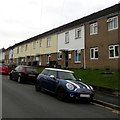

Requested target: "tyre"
[
  {"left": 56, "top": 87, "right": 65, "bottom": 101},
  {"left": 35, "top": 80, "right": 41, "bottom": 91}
]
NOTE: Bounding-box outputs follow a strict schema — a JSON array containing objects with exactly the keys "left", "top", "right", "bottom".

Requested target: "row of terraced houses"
[{"left": 1, "top": 3, "right": 120, "bottom": 70}]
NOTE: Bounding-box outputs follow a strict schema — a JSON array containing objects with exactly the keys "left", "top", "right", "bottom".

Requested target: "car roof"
[
  {"left": 0, "top": 63, "right": 7, "bottom": 66},
  {"left": 18, "top": 65, "right": 33, "bottom": 68},
  {"left": 45, "top": 68, "right": 74, "bottom": 73}
]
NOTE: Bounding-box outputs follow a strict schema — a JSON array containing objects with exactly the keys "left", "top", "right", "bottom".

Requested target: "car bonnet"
[{"left": 65, "top": 80, "right": 91, "bottom": 90}]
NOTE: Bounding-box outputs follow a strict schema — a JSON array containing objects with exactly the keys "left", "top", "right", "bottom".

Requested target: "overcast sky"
[{"left": 0, "top": 0, "right": 119, "bottom": 49}]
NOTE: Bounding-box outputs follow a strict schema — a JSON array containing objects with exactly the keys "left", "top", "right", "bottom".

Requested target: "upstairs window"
[
  {"left": 107, "top": 16, "right": 118, "bottom": 31},
  {"left": 74, "top": 50, "right": 81, "bottom": 63},
  {"left": 90, "top": 47, "right": 98, "bottom": 59},
  {"left": 75, "top": 28, "right": 81, "bottom": 39},
  {"left": 40, "top": 40, "right": 42, "bottom": 47},
  {"left": 109, "top": 44, "right": 119, "bottom": 58},
  {"left": 17, "top": 47, "right": 19, "bottom": 54},
  {"left": 25, "top": 44, "right": 28, "bottom": 51},
  {"left": 47, "top": 37, "right": 51, "bottom": 47},
  {"left": 21, "top": 45, "right": 24, "bottom": 52},
  {"left": 90, "top": 22, "right": 98, "bottom": 35},
  {"left": 33, "top": 41, "right": 36, "bottom": 49},
  {"left": 65, "top": 32, "right": 69, "bottom": 44}
]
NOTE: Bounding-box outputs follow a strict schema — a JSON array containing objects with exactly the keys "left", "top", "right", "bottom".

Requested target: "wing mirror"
[
  {"left": 12, "top": 69, "right": 16, "bottom": 72},
  {"left": 50, "top": 75, "right": 56, "bottom": 80}
]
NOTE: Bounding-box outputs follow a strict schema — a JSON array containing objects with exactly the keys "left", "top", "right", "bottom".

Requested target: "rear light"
[
  {"left": 2, "top": 66, "right": 9, "bottom": 73},
  {"left": 2, "top": 67, "right": 8, "bottom": 70}
]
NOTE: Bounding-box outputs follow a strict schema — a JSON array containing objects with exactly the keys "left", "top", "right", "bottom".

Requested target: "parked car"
[
  {"left": 9, "top": 65, "right": 39, "bottom": 83},
  {"left": 35, "top": 68, "right": 94, "bottom": 102},
  {"left": 8, "top": 64, "right": 17, "bottom": 72},
  {"left": 0, "top": 63, "right": 9, "bottom": 75}
]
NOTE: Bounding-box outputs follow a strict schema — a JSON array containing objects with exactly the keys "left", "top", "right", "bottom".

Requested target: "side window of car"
[
  {"left": 19, "top": 67, "right": 23, "bottom": 72},
  {"left": 15, "top": 66, "right": 22, "bottom": 72},
  {"left": 47, "top": 70, "right": 57, "bottom": 79},
  {"left": 58, "top": 71, "right": 68, "bottom": 79},
  {"left": 15, "top": 66, "right": 19, "bottom": 71}
]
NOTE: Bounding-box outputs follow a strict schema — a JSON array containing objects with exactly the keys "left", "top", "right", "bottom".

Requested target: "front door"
[{"left": 65, "top": 51, "right": 68, "bottom": 68}]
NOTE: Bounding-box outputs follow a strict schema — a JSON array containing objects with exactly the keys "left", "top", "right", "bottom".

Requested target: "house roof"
[{"left": 0, "top": 48, "right": 5, "bottom": 52}]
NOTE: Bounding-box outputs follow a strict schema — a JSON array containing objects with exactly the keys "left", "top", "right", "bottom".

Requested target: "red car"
[{"left": 0, "top": 63, "right": 9, "bottom": 75}]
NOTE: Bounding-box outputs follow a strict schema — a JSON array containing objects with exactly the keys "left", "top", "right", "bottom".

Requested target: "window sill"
[
  {"left": 74, "top": 61, "right": 81, "bottom": 64},
  {"left": 90, "top": 33, "right": 98, "bottom": 35},
  {"left": 108, "top": 27, "right": 118, "bottom": 31},
  {"left": 109, "top": 57, "right": 119, "bottom": 59},
  {"left": 90, "top": 58, "right": 98, "bottom": 60},
  {"left": 75, "top": 37, "right": 81, "bottom": 39},
  {"left": 58, "top": 58, "right": 62, "bottom": 61}
]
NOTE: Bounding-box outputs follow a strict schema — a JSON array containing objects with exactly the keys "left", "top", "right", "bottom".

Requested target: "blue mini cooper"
[{"left": 35, "top": 68, "right": 94, "bottom": 102}]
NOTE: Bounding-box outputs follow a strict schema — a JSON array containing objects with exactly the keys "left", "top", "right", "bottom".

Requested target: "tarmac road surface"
[{"left": 1, "top": 75, "right": 119, "bottom": 119}]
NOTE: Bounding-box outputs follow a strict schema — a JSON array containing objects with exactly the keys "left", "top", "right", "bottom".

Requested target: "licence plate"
[
  {"left": 80, "top": 94, "right": 90, "bottom": 98},
  {"left": 29, "top": 74, "right": 36, "bottom": 77}
]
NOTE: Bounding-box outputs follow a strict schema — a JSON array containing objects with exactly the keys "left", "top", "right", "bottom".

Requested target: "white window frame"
[
  {"left": 17, "top": 47, "right": 19, "bottom": 54},
  {"left": 39, "top": 56, "right": 42, "bottom": 66},
  {"left": 46, "top": 54, "right": 51, "bottom": 64},
  {"left": 90, "top": 22, "right": 98, "bottom": 35},
  {"left": 47, "top": 37, "right": 51, "bottom": 47},
  {"left": 25, "top": 44, "right": 27, "bottom": 51},
  {"left": 21, "top": 45, "right": 24, "bottom": 52},
  {"left": 109, "top": 44, "right": 119, "bottom": 59},
  {"left": 107, "top": 16, "right": 118, "bottom": 31},
  {"left": 21, "top": 46, "right": 23, "bottom": 52},
  {"left": 65, "top": 32, "right": 69, "bottom": 44},
  {"left": 90, "top": 47, "right": 99, "bottom": 59},
  {"left": 74, "top": 50, "right": 81, "bottom": 63},
  {"left": 57, "top": 52, "right": 62, "bottom": 60},
  {"left": 33, "top": 41, "right": 36, "bottom": 49},
  {"left": 40, "top": 39, "right": 42, "bottom": 47},
  {"left": 75, "top": 27, "right": 81, "bottom": 39}
]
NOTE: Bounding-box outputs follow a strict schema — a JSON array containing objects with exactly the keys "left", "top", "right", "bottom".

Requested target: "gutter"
[{"left": 93, "top": 99, "right": 120, "bottom": 111}]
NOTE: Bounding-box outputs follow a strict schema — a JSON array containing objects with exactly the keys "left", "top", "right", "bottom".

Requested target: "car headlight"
[{"left": 66, "top": 83, "right": 74, "bottom": 90}]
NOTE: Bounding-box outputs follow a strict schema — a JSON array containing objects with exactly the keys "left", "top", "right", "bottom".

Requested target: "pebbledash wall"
[
  {"left": 3, "top": 3, "right": 120, "bottom": 70},
  {"left": 57, "top": 25, "right": 85, "bottom": 68},
  {"left": 12, "top": 32, "right": 58, "bottom": 67}
]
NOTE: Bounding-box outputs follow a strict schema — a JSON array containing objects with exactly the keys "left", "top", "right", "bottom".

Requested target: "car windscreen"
[{"left": 58, "top": 71, "right": 77, "bottom": 80}]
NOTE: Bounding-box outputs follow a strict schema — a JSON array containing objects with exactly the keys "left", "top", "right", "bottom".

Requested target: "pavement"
[{"left": 93, "top": 86, "right": 120, "bottom": 111}]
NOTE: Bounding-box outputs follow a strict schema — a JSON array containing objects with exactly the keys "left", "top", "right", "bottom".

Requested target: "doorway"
[{"left": 64, "top": 51, "right": 68, "bottom": 68}]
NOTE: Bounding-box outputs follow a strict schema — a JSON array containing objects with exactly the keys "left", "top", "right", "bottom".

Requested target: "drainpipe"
[
  {"left": 83, "top": 24, "right": 86, "bottom": 69},
  {"left": 84, "top": 49, "right": 86, "bottom": 69}
]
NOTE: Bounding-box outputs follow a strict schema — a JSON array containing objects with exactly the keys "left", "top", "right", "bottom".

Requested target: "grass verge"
[
  {"left": 36, "top": 67, "right": 120, "bottom": 90},
  {"left": 71, "top": 69, "right": 120, "bottom": 90}
]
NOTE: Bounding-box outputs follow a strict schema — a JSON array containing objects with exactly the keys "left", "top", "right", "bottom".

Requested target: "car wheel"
[
  {"left": 18, "top": 76, "right": 22, "bottom": 83},
  {"left": 35, "top": 80, "right": 41, "bottom": 91},
  {"left": 56, "top": 87, "right": 65, "bottom": 101},
  {"left": 89, "top": 97, "right": 93, "bottom": 103}
]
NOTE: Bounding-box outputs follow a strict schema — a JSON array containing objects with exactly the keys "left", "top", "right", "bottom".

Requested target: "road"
[{"left": 1, "top": 75, "right": 119, "bottom": 118}]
